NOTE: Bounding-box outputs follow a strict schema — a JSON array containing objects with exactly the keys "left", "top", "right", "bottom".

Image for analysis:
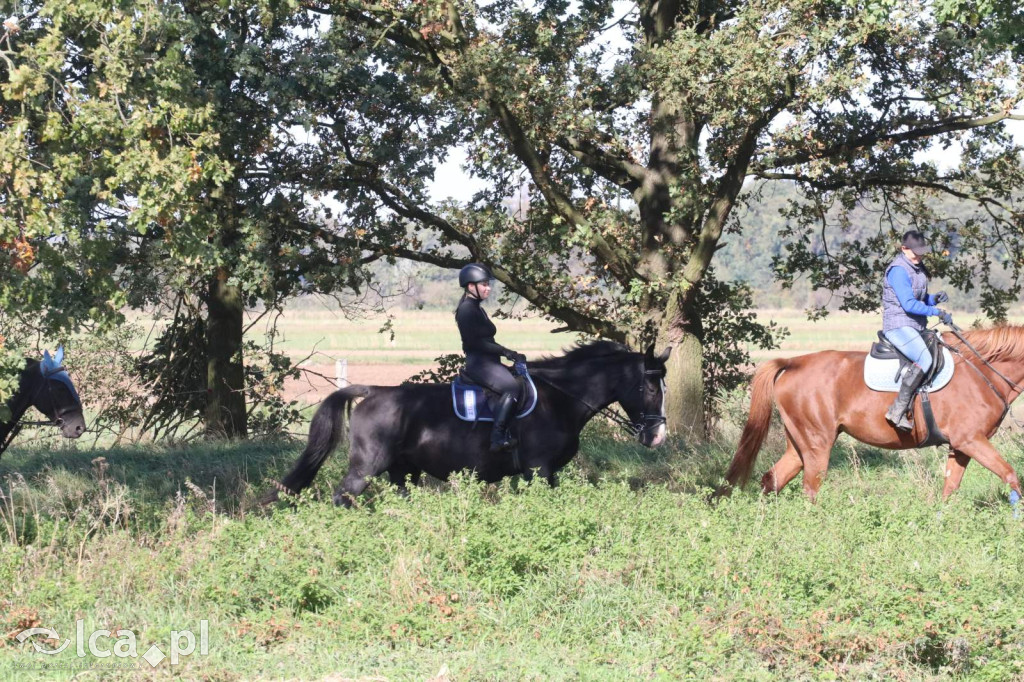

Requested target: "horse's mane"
[
  {"left": 953, "top": 324, "right": 1024, "bottom": 362},
  {"left": 528, "top": 340, "right": 633, "bottom": 371}
]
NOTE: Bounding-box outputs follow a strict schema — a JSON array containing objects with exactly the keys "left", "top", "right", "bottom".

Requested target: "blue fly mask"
[{"left": 40, "top": 346, "right": 81, "bottom": 406}]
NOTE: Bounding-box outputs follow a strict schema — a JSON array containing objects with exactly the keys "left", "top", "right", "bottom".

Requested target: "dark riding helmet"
[
  {"left": 901, "top": 230, "right": 931, "bottom": 256},
  {"left": 459, "top": 263, "right": 493, "bottom": 288}
]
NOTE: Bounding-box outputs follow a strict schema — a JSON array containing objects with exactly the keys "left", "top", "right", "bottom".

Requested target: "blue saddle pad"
[{"left": 451, "top": 371, "right": 538, "bottom": 422}]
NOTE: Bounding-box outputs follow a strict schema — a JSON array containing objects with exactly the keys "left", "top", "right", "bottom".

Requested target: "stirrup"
[
  {"left": 489, "top": 431, "right": 517, "bottom": 453},
  {"left": 886, "top": 406, "right": 913, "bottom": 432}
]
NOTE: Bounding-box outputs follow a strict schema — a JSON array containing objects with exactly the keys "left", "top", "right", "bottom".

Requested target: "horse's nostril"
[{"left": 75, "top": 425, "right": 84, "bottom": 434}]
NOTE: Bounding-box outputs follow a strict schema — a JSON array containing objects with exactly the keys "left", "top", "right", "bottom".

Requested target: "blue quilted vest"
[{"left": 882, "top": 253, "right": 929, "bottom": 331}]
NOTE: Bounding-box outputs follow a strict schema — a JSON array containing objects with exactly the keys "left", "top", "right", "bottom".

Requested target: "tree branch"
[
  {"left": 681, "top": 84, "right": 797, "bottom": 298},
  {"left": 759, "top": 107, "right": 1024, "bottom": 171},
  {"left": 303, "top": 220, "right": 623, "bottom": 338},
  {"left": 484, "top": 90, "right": 640, "bottom": 290},
  {"left": 553, "top": 134, "right": 648, "bottom": 192},
  {"left": 754, "top": 170, "right": 1017, "bottom": 218}
]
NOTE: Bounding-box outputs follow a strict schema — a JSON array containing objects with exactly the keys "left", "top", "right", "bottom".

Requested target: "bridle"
[
  {"left": 941, "top": 323, "right": 1024, "bottom": 427},
  {"left": 532, "top": 363, "right": 667, "bottom": 440},
  {"left": 0, "top": 364, "right": 81, "bottom": 455}
]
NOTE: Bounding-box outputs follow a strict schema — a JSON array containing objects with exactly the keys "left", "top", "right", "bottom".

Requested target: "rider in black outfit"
[{"left": 455, "top": 263, "right": 525, "bottom": 453}]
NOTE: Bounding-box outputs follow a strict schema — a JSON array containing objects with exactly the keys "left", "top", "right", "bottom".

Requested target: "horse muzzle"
[
  {"left": 638, "top": 421, "right": 667, "bottom": 448},
  {"left": 58, "top": 413, "right": 87, "bottom": 439}
]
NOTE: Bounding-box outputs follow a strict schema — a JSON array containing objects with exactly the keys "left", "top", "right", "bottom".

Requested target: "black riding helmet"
[{"left": 459, "top": 263, "right": 493, "bottom": 288}]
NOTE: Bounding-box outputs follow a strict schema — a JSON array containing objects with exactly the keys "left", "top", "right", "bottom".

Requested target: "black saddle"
[{"left": 871, "top": 329, "right": 945, "bottom": 384}]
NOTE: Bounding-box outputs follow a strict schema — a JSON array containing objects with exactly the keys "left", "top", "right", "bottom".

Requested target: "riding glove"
[
  {"left": 933, "top": 291, "right": 949, "bottom": 304},
  {"left": 505, "top": 350, "right": 527, "bottom": 364},
  {"left": 936, "top": 309, "right": 953, "bottom": 326}
]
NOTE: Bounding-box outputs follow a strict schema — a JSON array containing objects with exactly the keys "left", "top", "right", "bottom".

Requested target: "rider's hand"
[
  {"left": 936, "top": 309, "right": 953, "bottom": 326},
  {"left": 933, "top": 291, "right": 949, "bottom": 304},
  {"left": 504, "top": 349, "right": 524, "bottom": 363}
]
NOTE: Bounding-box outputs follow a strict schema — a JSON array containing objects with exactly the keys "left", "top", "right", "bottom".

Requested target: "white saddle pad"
[{"left": 863, "top": 348, "right": 955, "bottom": 393}]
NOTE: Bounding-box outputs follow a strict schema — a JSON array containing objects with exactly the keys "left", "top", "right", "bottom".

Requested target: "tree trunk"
[
  {"left": 205, "top": 269, "right": 247, "bottom": 438},
  {"left": 660, "top": 328, "right": 706, "bottom": 442}
]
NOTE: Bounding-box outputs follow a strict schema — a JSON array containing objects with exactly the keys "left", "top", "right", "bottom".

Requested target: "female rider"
[
  {"left": 881, "top": 230, "right": 953, "bottom": 431},
  {"left": 455, "top": 263, "right": 526, "bottom": 452}
]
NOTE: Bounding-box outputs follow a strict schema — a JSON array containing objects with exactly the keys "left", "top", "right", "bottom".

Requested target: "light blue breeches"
[{"left": 884, "top": 326, "right": 932, "bottom": 373}]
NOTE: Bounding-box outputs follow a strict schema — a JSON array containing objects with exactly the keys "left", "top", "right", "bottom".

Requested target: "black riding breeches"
[{"left": 465, "top": 353, "right": 519, "bottom": 410}]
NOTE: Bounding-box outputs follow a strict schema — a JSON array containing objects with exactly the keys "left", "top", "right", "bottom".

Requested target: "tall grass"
[{"left": 1, "top": 425, "right": 1023, "bottom": 681}]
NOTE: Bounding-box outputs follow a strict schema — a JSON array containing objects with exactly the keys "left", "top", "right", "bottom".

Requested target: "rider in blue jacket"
[
  {"left": 455, "top": 263, "right": 525, "bottom": 452},
  {"left": 881, "top": 231, "right": 953, "bottom": 431}
]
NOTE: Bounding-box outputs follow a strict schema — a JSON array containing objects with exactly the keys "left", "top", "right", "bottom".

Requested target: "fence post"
[{"left": 335, "top": 359, "right": 349, "bottom": 388}]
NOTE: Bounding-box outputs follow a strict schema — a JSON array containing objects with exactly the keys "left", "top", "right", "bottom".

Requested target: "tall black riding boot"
[
  {"left": 489, "top": 393, "right": 518, "bottom": 453},
  {"left": 886, "top": 365, "right": 927, "bottom": 431}
]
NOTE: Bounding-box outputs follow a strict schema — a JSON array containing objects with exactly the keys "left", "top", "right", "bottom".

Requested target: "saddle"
[
  {"left": 451, "top": 367, "right": 538, "bottom": 422},
  {"left": 865, "top": 329, "right": 954, "bottom": 447},
  {"left": 865, "top": 329, "right": 954, "bottom": 393}
]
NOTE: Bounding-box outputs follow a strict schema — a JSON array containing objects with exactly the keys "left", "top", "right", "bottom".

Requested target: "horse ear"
[
  {"left": 644, "top": 343, "right": 655, "bottom": 358},
  {"left": 42, "top": 349, "right": 53, "bottom": 367},
  {"left": 656, "top": 346, "right": 672, "bottom": 363},
  {"left": 54, "top": 345, "right": 64, "bottom": 365}
]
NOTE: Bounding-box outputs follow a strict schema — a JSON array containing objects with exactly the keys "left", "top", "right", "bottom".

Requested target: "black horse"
[
  {"left": 265, "top": 341, "right": 672, "bottom": 507},
  {"left": 1, "top": 347, "right": 87, "bottom": 455}
]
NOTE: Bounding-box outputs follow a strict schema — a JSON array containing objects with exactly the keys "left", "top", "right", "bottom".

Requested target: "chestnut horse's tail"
[
  {"left": 718, "top": 359, "right": 789, "bottom": 494},
  {"left": 261, "top": 385, "right": 370, "bottom": 504}
]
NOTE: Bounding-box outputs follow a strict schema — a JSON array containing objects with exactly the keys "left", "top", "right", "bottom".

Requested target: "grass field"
[
  {"left": 3, "top": 307, "right": 1024, "bottom": 680},
  {"left": 1, "top": 428, "right": 1023, "bottom": 681},
  {"left": 237, "top": 307, "right": 1024, "bottom": 365}
]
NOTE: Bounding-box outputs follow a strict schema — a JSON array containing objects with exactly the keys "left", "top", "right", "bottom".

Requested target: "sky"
[{"left": 427, "top": 120, "right": 1024, "bottom": 204}]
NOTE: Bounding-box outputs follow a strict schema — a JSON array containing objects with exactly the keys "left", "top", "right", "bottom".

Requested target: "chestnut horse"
[{"left": 720, "top": 325, "right": 1024, "bottom": 501}]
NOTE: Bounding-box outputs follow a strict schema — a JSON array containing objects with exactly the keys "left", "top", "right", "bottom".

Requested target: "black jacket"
[{"left": 455, "top": 297, "right": 508, "bottom": 357}]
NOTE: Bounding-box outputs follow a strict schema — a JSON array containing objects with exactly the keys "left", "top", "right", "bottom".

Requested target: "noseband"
[
  {"left": 630, "top": 370, "right": 668, "bottom": 439},
  {"left": 534, "top": 366, "right": 667, "bottom": 441}
]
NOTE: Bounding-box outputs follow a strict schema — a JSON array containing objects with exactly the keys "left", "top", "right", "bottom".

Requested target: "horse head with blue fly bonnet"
[{"left": 0, "top": 346, "right": 86, "bottom": 455}]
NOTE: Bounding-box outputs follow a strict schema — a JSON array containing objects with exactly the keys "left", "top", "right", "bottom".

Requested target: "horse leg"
[
  {"left": 787, "top": 428, "right": 836, "bottom": 502},
  {"left": 777, "top": 422, "right": 835, "bottom": 501},
  {"left": 942, "top": 450, "right": 971, "bottom": 501},
  {"left": 387, "top": 461, "right": 422, "bottom": 498},
  {"left": 955, "top": 437, "right": 1023, "bottom": 497},
  {"left": 761, "top": 440, "right": 803, "bottom": 494},
  {"left": 800, "top": 454, "right": 831, "bottom": 502},
  {"left": 333, "top": 470, "right": 373, "bottom": 508},
  {"left": 333, "top": 430, "right": 391, "bottom": 508}
]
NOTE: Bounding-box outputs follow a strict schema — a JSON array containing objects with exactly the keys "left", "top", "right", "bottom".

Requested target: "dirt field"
[{"left": 283, "top": 362, "right": 434, "bottom": 404}]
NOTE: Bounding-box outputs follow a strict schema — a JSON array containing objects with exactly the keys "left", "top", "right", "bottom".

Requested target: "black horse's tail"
[{"left": 261, "top": 385, "right": 370, "bottom": 504}]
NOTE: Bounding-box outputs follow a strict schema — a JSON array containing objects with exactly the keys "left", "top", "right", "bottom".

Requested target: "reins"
[
  {"left": 940, "top": 323, "right": 1024, "bottom": 428},
  {"left": 530, "top": 365, "right": 666, "bottom": 440}
]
